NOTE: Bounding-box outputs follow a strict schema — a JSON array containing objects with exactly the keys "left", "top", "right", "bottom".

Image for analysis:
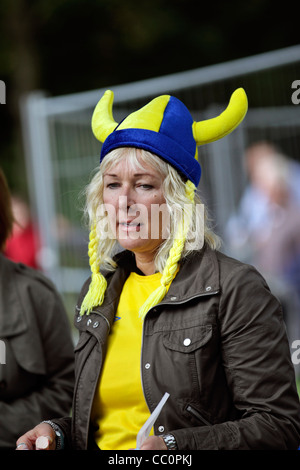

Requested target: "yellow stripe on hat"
[{"left": 118, "top": 95, "right": 170, "bottom": 132}]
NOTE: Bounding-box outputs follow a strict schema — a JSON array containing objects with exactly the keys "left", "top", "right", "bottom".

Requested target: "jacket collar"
[
  {"left": 161, "top": 245, "right": 220, "bottom": 303},
  {"left": 104, "top": 244, "right": 220, "bottom": 310},
  {"left": 76, "top": 245, "right": 220, "bottom": 336}
]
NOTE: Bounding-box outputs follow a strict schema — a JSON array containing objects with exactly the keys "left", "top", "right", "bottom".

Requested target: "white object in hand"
[
  {"left": 136, "top": 392, "right": 170, "bottom": 449},
  {"left": 35, "top": 435, "right": 51, "bottom": 450}
]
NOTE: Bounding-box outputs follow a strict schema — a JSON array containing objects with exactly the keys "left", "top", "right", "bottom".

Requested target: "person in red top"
[{"left": 4, "top": 195, "right": 41, "bottom": 269}]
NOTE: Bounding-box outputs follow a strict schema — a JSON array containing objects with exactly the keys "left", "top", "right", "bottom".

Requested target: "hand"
[
  {"left": 16, "top": 423, "right": 56, "bottom": 450},
  {"left": 139, "top": 436, "right": 168, "bottom": 450}
]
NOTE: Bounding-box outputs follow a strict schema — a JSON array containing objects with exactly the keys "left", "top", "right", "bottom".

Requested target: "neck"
[{"left": 134, "top": 253, "right": 156, "bottom": 276}]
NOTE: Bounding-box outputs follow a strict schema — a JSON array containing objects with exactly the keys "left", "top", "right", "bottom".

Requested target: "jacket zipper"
[
  {"left": 186, "top": 405, "right": 212, "bottom": 426},
  {"left": 140, "top": 317, "right": 150, "bottom": 413}
]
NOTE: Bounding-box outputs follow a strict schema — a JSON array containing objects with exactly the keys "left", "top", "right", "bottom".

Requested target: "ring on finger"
[{"left": 16, "top": 442, "right": 28, "bottom": 449}]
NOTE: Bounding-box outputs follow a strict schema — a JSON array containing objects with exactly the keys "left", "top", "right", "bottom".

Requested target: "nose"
[{"left": 118, "top": 185, "right": 136, "bottom": 211}]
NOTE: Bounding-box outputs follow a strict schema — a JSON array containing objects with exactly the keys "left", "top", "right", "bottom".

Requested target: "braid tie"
[
  {"left": 139, "top": 180, "right": 195, "bottom": 319},
  {"left": 80, "top": 223, "right": 107, "bottom": 315}
]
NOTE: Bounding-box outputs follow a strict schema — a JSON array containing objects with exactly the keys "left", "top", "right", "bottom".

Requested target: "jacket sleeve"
[{"left": 172, "top": 264, "right": 300, "bottom": 450}]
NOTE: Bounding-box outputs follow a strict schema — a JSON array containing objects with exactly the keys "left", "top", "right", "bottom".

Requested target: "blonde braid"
[
  {"left": 80, "top": 222, "right": 107, "bottom": 315},
  {"left": 139, "top": 180, "right": 195, "bottom": 319}
]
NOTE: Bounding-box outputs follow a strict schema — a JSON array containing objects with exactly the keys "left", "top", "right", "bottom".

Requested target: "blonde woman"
[{"left": 17, "top": 90, "right": 300, "bottom": 450}]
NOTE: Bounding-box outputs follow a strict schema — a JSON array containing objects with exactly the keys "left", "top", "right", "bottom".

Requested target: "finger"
[
  {"left": 16, "top": 442, "right": 29, "bottom": 450},
  {"left": 140, "top": 436, "right": 167, "bottom": 450},
  {"left": 16, "top": 435, "right": 34, "bottom": 450},
  {"left": 16, "top": 423, "right": 54, "bottom": 451},
  {"left": 35, "top": 435, "right": 53, "bottom": 450}
]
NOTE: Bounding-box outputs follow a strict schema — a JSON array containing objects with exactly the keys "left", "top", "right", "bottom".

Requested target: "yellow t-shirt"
[{"left": 91, "top": 271, "right": 163, "bottom": 450}]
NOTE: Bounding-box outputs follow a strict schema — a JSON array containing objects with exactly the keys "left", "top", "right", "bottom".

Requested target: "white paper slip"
[{"left": 136, "top": 392, "right": 170, "bottom": 449}]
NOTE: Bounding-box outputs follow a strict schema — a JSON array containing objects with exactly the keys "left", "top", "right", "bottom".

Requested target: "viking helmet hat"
[{"left": 92, "top": 88, "right": 248, "bottom": 186}]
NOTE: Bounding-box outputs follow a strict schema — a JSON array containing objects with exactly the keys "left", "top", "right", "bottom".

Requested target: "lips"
[{"left": 118, "top": 221, "right": 142, "bottom": 232}]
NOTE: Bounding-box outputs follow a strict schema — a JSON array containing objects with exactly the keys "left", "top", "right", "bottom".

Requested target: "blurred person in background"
[
  {"left": 4, "top": 194, "right": 41, "bottom": 269},
  {"left": 225, "top": 142, "right": 300, "bottom": 270},
  {"left": 0, "top": 168, "right": 74, "bottom": 449},
  {"left": 225, "top": 142, "right": 300, "bottom": 376}
]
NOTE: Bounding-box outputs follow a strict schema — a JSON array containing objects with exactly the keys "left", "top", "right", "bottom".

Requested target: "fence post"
[{"left": 0, "top": 340, "right": 6, "bottom": 364}]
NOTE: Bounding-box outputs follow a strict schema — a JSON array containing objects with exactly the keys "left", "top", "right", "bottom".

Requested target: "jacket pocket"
[
  {"left": 186, "top": 404, "right": 212, "bottom": 426},
  {"left": 162, "top": 325, "right": 212, "bottom": 353}
]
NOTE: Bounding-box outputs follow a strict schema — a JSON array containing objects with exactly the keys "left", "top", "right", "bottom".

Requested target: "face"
[{"left": 102, "top": 156, "right": 168, "bottom": 258}]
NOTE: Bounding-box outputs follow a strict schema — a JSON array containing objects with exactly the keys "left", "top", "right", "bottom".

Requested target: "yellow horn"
[
  {"left": 192, "top": 88, "right": 248, "bottom": 145},
  {"left": 91, "top": 90, "right": 118, "bottom": 143}
]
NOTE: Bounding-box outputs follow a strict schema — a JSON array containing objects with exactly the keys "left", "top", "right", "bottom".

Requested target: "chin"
[{"left": 118, "top": 238, "right": 148, "bottom": 252}]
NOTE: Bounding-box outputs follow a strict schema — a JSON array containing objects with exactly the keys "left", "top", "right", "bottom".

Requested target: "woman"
[
  {"left": 17, "top": 89, "right": 300, "bottom": 450},
  {"left": 0, "top": 169, "right": 74, "bottom": 449}
]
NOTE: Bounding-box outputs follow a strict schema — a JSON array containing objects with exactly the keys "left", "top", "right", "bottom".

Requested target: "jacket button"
[
  {"left": 183, "top": 338, "right": 191, "bottom": 346},
  {"left": 205, "top": 286, "right": 212, "bottom": 292},
  {"left": 145, "top": 363, "right": 151, "bottom": 369},
  {"left": 87, "top": 319, "right": 92, "bottom": 326},
  {"left": 170, "top": 296, "right": 177, "bottom": 301},
  {"left": 76, "top": 316, "right": 82, "bottom": 322},
  {"left": 158, "top": 425, "right": 164, "bottom": 433},
  {"left": 93, "top": 321, "right": 99, "bottom": 328}
]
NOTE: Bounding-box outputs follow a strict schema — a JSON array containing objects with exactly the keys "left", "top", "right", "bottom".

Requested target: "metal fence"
[{"left": 20, "top": 44, "right": 300, "bottom": 319}]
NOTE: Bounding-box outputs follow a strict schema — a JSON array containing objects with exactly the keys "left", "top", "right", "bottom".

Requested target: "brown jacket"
[
  {"left": 56, "top": 246, "right": 300, "bottom": 449},
  {"left": 0, "top": 254, "right": 74, "bottom": 449}
]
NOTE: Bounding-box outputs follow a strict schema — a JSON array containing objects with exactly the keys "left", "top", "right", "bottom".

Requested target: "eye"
[
  {"left": 106, "top": 182, "right": 120, "bottom": 189},
  {"left": 138, "top": 184, "right": 154, "bottom": 190}
]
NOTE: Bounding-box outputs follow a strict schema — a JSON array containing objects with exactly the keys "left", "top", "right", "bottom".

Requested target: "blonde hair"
[{"left": 80, "top": 148, "right": 220, "bottom": 317}]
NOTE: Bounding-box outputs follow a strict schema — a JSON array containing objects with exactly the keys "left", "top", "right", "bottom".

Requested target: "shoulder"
[
  {"left": 214, "top": 249, "right": 269, "bottom": 289},
  {"left": 185, "top": 246, "right": 274, "bottom": 306},
  {"left": 1, "top": 254, "right": 57, "bottom": 292},
  {"left": 184, "top": 246, "right": 266, "bottom": 287},
  {"left": 3, "top": 258, "right": 66, "bottom": 312},
  {"left": 0, "top": 256, "right": 67, "bottom": 327},
  {"left": 212, "top": 250, "right": 282, "bottom": 328},
  {"left": 13, "top": 262, "right": 61, "bottom": 296}
]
